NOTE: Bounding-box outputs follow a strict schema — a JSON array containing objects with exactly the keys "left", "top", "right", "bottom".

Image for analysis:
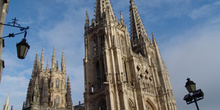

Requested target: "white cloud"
[
  {"left": 161, "top": 16, "right": 220, "bottom": 109},
  {"left": 189, "top": 1, "right": 220, "bottom": 19},
  {"left": 0, "top": 75, "right": 29, "bottom": 109}
]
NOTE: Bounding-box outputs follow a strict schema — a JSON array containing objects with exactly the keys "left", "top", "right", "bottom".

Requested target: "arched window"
[
  {"left": 96, "top": 62, "right": 101, "bottom": 89},
  {"left": 55, "top": 96, "right": 59, "bottom": 107},
  {"left": 56, "top": 79, "right": 60, "bottom": 88}
]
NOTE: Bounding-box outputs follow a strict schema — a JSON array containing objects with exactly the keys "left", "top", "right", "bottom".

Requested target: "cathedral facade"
[
  {"left": 83, "top": 0, "right": 177, "bottom": 110},
  {"left": 22, "top": 49, "right": 73, "bottom": 110}
]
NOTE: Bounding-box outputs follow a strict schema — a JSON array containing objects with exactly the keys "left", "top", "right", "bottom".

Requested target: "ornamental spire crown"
[
  {"left": 129, "top": 0, "right": 148, "bottom": 46},
  {"left": 94, "top": 0, "right": 115, "bottom": 23}
]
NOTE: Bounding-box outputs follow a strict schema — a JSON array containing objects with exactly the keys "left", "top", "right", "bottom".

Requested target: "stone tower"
[
  {"left": 23, "top": 49, "right": 73, "bottom": 110},
  {"left": 83, "top": 0, "right": 177, "bottom": 110}
]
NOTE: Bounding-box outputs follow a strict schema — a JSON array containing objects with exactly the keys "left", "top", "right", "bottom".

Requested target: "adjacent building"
[
  {"left": 83, "top": 0, "right": 177, "bottom": 110},
  {"left": 0, "top": 0, "right": 9, "bottom": 84},
  {"left": 22, "top": 49, "right": 73, "bottom": 110}
]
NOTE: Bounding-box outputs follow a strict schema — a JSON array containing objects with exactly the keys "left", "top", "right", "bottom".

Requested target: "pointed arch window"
[
  {"left": 124, "top": 61, "right": 128, "bottom": 83},
  {"left": 100, "top": 34, "right": 105, "bottom": 50},
  {"left": 96, "top": 62, "right": 101, "bottom": 89},
  {"left": 56, "top": 79, "right": 60, "bottom": 88},
  {"left": 94, "top": 38, "right": 98, "bottom": 56},
  {"left": 55, "top": 96, "right": 59, "bottom": 107}
]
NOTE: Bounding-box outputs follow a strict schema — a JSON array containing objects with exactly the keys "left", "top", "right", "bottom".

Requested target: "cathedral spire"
[
  {"left": 61, "top": 51, "right": 66, "bottom": 72},
  {"left": 130, "top": 0, "right": 148, "bottom": 46},
  {"left": 40, "top": 48, "right": 44, "bottom": 70},
  {"left": 32, "top": 53, "right": 39, "bottom": 76},
  {"left": 34, "top": 53, "right": 38, "bottom": 69},
  {"left": 52, "top": 48, "right": 56, "bottom": 69},
  {"left": 66, "top": 76, "right": 73, "bottom": 109},
  {"left": 152, "top": 32, "right": 167, "bottom": 71},
  {"left": 3, "top": 94, "right": 10, "bottom": 110},
  {"left": 94, "top": 0, "right": 115, "bottom": 23}
]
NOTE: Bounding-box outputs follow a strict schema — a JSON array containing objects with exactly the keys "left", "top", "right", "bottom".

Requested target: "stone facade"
[
  {"left": 83, "top": 0, "right": 177, "bottom": 110},
  {"left": 22, "top": 49, "right": 73, "bottom": 110},
  {"left": 0, "top": 0, "right": 9, "bottom": 84}
]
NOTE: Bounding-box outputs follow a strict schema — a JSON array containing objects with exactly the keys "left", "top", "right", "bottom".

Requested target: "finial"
[
  {"left": 52, "top": 47, "right": 56, "bottom": 69},
  {"left": 86, "top": 11, "right": 89, "bottom": 21},
  {"left": 67, "top": 76, "right": 70, "bottom": 82},
  {"left": 40, "top": 48, "right": 44, "bottom": 70},
  {"left": 152, "top": 32, "right": 157, "bottom": 46},
  {"left": 120, "top": 11, "right": 124, "bottom": 23},
  {"left": 130, "top": 0, "right": 134, "bottom": 4},
  {"left": 85, "top": 11, "right": 90, "bottom": 30},
  {"left": 46, "top": 60, "right": 49, "bottom": 71},
  {"left": 61, "top": 50, "right": 66, "bottom": 72},
  {"left": 34, "top": 53, "right": 38, "bottom": 66},
  {"left": 56, "top": 60, "right": 59, "bottom": 71}
]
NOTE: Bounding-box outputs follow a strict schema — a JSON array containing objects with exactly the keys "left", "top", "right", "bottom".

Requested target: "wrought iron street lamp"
[
  {"left": 0, "top": 17, "right": 30, "bottom": 59},
  {"left": 183, "top": 78, "right": 204, "bottom": 110}
]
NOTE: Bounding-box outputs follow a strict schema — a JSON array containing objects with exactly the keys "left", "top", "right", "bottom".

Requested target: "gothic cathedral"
[
  {"left": 22, "top": 49, "right": 73, "bottom": 110},
  {"left": 83, "top": 0, "right": 177, "bottom": 110}
]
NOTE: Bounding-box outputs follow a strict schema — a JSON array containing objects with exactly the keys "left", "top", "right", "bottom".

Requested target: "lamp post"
[
  {"left": 0, "top": 17, "right": 30, "bottom": 59},
  {"left": 183, "top": 78, "right": 204, "bottom": 110}
]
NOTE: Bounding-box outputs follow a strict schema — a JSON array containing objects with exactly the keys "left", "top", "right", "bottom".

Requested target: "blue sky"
[{"left": 0, "top": 0, "right": 220, "bottom": 109}]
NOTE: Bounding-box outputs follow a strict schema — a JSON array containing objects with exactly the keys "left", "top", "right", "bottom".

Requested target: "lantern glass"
[
  {"left": 185, "top": 78, "right": 196, "bottom": 93},
  {"left": 16, "top": 39, "right": 30, "bottom": 59}
]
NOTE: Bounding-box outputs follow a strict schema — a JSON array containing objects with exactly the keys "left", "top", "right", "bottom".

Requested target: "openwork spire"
[
  {"left": 130, "top": 0, "right": 148, "bottom": 46},
  {"left": 61, "top": 51, "right": 66, "bottom": 72},
  {"left": 40, "top": 48, "right": 44, "bottom": 70},
  {"left": 94, "top": 0, "right": 115, "bottom": 23},
  {"left": 66, "top": 76, "right": 73, "bottom": 109}
]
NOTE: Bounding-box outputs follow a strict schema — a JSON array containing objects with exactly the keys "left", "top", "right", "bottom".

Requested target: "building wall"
[
  {"left": 0, "top": 0, "right": 9, "bottom": 84},
  {"left": 83, "top": 0, "right": 177, "bottom": 110}
]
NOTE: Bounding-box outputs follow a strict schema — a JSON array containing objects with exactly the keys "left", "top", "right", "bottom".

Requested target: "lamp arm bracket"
[{"left": 0, "top": 31, "right": 26, "bottom": 39}]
